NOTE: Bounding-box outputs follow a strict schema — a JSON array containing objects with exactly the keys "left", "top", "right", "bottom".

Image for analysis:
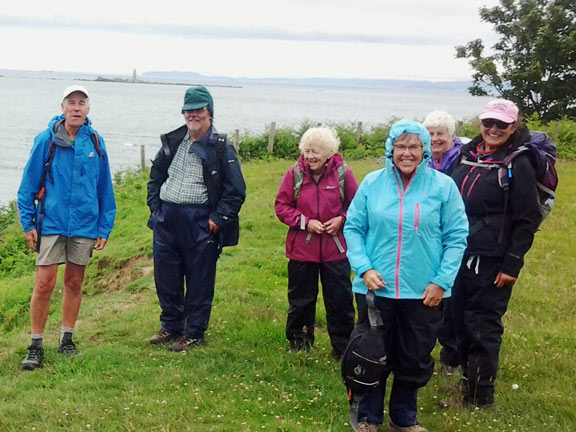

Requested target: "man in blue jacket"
[
  {"left": 147, "top": 86, "right": 245, "bottom": 351},
  {"left": 18, "top": 85, "right": 116, "bottom": 370}
]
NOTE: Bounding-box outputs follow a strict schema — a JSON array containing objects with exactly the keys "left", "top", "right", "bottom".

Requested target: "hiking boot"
[
  {"left": 149, "top": 330, "right": 182, "bottom": 345},
  {"left": 168, "top": 336, "right": 203, "bottom": 352},
  {"left": 388, "top": 419, "right": 428, "bottom": 432},
  {"left": 330, "top": 348, "right": 344, "bottom": 362},
  {"left": 289, "top": 338, "right": 312, "bottom": 352},
  {"left": 21, "top": 345, "right": 44, "bottom": 371},
  {"left": 440, "top": 362, "right": 460, "bottom": 377},
  {"left": 357, "top": 421, "right": 381, "bottom": 432},
  {"left": 58, "top": 338, "right": 77, "bottom": 355}
]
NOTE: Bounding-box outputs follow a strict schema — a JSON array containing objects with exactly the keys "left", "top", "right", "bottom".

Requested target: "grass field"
[{"left": 0, "top": 158, "right": 574, "bottom": 431}]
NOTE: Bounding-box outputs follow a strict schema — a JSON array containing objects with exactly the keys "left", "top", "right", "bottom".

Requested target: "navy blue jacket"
[{"left": 147, "top": 125, "right": 246, "bottom": 247}]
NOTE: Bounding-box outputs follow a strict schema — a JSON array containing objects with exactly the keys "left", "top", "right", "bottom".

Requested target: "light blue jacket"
[
  {"left": 344, "top": 120, "right": 468, "bottom": 299},
  {"left": 18, "top": 115, "right": 116, "bottom": 239}
]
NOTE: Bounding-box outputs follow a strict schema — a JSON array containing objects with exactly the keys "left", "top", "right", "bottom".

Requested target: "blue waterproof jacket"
[
  {"left": 18, "top": 115, "right": 116, "bottom": 239},
  {"left": 344, "top": 120, "right": 468, "bottom": 299}
]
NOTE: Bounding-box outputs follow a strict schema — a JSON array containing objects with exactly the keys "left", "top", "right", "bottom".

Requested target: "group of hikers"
[{"left": 16, "top": 84, "right": 550, "bottom": 432}]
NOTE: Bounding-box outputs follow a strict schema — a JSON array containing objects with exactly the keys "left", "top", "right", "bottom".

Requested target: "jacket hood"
[
  {"left": 383, "top": 119, "right": 431, "bottom": 170},
  {"left": 48, "top": 114, "right": 94, "bottom": 147},
  {"left": 297, "top": 151, "right": 345, "bottom": 173}
]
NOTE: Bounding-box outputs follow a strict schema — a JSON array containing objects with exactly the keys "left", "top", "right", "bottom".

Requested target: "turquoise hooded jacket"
[
  {"left": 18, "top": 115, "right": 116, "bottom": 239},
  {"left": 343, "top": 120, "right": 468, "bottom": 299}
]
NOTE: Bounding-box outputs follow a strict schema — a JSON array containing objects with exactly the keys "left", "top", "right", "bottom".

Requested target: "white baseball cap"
[{"left": 62, "top": 85, "right": 90, "bottom": 101}]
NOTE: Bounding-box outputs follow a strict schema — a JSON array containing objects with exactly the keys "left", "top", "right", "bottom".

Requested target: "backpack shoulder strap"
[
  {"left": 337, "top": 163, "right": 347, "bottom": 205},
  {"left": 36, "top": 137, "right": 56, "bottom": 200},
  {"left": 90, "top": 133, "right": 104, "bottom": 157},
  {"left": 293, "top": 163, "right": 304, "bottom": 200},
  {"left": 212, "top": 133, "right": 228, "bottom": 164}
]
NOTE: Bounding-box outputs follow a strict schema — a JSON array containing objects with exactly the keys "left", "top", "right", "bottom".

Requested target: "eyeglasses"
[
  {"left": 481, "top": 119, "right": 512, "bottom": 129},
  {"left": 184, "top": 107, "right": 207, "bottom": 115},
  {"left": 393, "top": 145, "right": 422, "bottom": 153}
]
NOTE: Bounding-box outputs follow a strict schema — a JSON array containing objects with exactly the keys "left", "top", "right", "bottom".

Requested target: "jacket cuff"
[{"left": 500, "top": 253, "right": 523, "bottom": 278}]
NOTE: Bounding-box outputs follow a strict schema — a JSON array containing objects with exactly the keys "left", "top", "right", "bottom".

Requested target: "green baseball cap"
[{"left": 181, "top": 86, "right": 214, "bottom": 116}]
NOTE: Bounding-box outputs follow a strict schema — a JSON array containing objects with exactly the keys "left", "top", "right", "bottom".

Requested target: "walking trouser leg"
[
  {"left": 319, "top": 259, "right": 355, "bottom": 356},
  {"left": 182, "top": 238, "right": 220, "bottom": 339},
  {"left": 457, "top": 256, "right": 512, "bottom": 406},
  {"left": 438, "top": 297, "right": 459, "bottom": 367},
  {"left": 286, "top": 260, "right": 319, "bottom": 346},
  {"left": 153, "top": 222, "right": 185, "bottom": 334},
  {"left": 357, "top": 380, "right": 387, "bottom": 425},
  {"left": 389, "top": 379, "right": 419, "bottom": 427}
]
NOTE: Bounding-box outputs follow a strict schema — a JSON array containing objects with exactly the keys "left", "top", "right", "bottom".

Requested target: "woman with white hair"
[
  {"left": 423, "top": 110, "right": 464, "bottom": 376},
  {"left": 423, "top": 110, "right": 463, "bottom": 175},
  {"left": 275, "top": 127, "right": 358, "bottom": 359}
]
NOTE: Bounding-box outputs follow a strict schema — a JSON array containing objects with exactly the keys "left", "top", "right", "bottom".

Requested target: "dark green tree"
[{"left": 456, "top": 0, "right": 576, "bottom": 122}]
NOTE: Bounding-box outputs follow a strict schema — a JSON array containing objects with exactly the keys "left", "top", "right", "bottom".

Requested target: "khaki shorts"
[{"left": 36, "top": 235, "right": 96, "bottom": 266}]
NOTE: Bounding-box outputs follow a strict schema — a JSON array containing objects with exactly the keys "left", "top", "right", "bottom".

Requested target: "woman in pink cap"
[{"left": 446, "top": 99, "right": 542, "bottom": 408}]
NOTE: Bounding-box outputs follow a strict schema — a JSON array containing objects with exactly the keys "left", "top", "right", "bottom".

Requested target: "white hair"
[
  {"left": 423, "top": 110, "right": 456, "bottom": 136},
  {"left": 298, "top": 127, "right": 340, "bottom": 156}
]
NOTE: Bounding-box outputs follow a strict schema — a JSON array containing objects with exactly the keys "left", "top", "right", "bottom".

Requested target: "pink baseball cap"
[{"left": 478, "top": 99, "right": 518, "bottom": 123}]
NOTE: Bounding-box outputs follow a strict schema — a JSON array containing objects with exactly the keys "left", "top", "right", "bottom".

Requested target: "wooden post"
[
  {"left": 267, "top": 122, "right": 276, "bottom": 154},
  {"left": 234, "top": 129, "right": 240, "bottom": 154},
  {"left": 355, "top": 121, "right": 363, "bottom": 148},
  {"left": 140, "top": 145, "right": 146, "bottom": 171}
]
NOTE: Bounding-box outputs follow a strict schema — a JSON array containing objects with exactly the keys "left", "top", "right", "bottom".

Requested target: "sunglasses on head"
[{"left": 481, "top": 119, "right": 513, "bottom": 129}]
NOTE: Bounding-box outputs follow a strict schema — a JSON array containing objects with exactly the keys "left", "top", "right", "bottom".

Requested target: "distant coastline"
[
  {"left": 0, "top": 69, "right": 472, "bottom": 92},
  {"left": 90, "top": 75, "right": 242, "bottom": 89}
]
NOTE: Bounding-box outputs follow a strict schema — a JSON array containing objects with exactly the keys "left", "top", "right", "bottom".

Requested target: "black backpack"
[
  {"left": 342, "top": 291, "right": 388, "bottom": 431},
  {"left": 461, "top": 131, "right": 558, "bottom": 233},
  {"left": 341, "top": 291, "right": 388, "bottom": 395}
]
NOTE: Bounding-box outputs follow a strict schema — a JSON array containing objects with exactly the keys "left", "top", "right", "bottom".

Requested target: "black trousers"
[
  {"left": 452, "top": 255, "right": 513, "bottom": 406},
  {"left": 438, "top": 297, "right": 459, "bottom": 367},
  {"left": 286, "top": 259, "right": 355, "bottom": 355},
  {"left": 355, "top": 294, "right": 442, "bottom": 425}
]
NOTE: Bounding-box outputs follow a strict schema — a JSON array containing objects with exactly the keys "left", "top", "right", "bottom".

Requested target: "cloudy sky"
[{"left": 1, "top": 0, "right": 500, "bottom": 81}]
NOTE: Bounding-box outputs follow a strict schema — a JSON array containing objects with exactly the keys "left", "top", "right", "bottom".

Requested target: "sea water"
[{"left": 0, "top": 75, "right": 490, "bottom": 204}]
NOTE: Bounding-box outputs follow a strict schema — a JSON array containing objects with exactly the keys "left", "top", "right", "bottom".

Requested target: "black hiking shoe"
[
  {"left": 168, "top": 336, "right": 204, "bottom": 352},
  {"left": 21, "top": 345, "right": 44, "bottom": 371},
  {"left": 149, "top": 330, "right": 182, "bottom": 345},
  {"left": 289, "top": 338, "right": 312, "bottom": 352},
  {"left": 58, "top": 338, "right": 77, "bottom": 355}
]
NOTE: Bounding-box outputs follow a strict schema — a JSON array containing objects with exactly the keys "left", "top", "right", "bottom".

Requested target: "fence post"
[
  {"left": 267, "top": 122, "right": 276, "bottom": 154},
  {"left": 234, "top": 129, "right": 240, "bottom": 154},
  {"left": 140, "top": 145, "right": 146, "bottom": 171},
  {"left": 355, "top": 121, "right": 363, "bottom": 148}
]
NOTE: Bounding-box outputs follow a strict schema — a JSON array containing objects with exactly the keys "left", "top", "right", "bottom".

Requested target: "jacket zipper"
[
  {"left": 393, "top": 171, "right": 413, "bottom": 299},
  {"left": 414, "top": 203, "right": 421, "bottom": 233}
]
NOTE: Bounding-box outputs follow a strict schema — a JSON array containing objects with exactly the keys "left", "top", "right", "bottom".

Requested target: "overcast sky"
[{"left": 1, "top": 0, "right": 500, "bottom": 81}]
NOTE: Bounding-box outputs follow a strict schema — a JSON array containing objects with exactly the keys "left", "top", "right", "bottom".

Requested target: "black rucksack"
[
  {"left": 342, "top": 291, "right": 388, "bottom": 431},
  {"left": 461, "top": 131, "right": 558, "bottom": 229},
  {"left": 341, "top": 291, "right": 388, "bottom": 395}
]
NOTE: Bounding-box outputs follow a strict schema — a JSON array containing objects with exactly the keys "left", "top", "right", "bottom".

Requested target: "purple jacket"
[
  {"left": 428, "top": 136, "right": 463, "bottom": 174},
  {"left": 275, "top": 153, "right": 358, "bottom": 263}
]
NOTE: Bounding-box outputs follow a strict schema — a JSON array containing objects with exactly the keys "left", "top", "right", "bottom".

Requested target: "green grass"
[{"left": 0, "top": 158, "right": 574, "bottom": 431}]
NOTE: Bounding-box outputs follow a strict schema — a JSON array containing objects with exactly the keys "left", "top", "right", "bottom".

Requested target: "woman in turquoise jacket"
[{"left": 344, "top": 120, "right": 468, "bottom": 432}]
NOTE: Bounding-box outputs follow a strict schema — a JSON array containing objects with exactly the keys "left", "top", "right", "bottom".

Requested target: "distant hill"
[
  {"left": 141, "top": 71, "right": 471, "bottom": 91},
  {"left": 0, "top": 69, "right": 471, "bottom": 91}
]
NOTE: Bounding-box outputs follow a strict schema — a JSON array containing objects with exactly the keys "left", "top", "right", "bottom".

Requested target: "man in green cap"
[{"left": 146, "top": 86, "right": 246, "bottom": 351}]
